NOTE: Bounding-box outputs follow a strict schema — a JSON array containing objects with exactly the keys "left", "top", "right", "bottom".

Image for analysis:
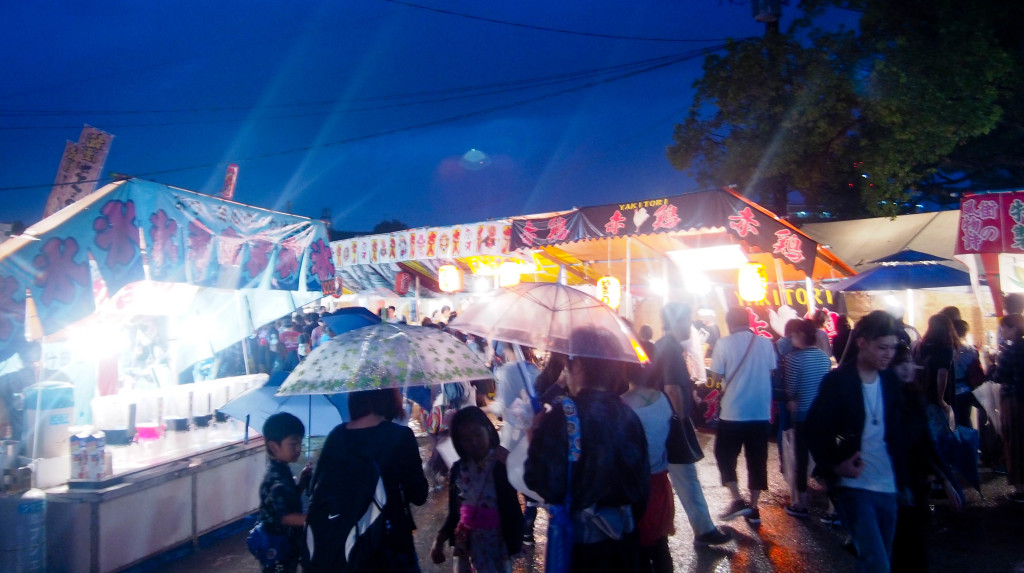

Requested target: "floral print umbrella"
[{"left": 276, "top": 323, "right": 494, "bottom": 395}]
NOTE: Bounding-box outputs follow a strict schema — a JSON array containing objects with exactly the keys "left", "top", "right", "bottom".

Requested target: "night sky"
[{"left": 1, "top": 1, "right": 806, "bottom": 231}]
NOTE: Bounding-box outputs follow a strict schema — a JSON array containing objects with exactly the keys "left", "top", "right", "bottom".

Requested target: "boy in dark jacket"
[{"left": 257, "top": 413, "right": 311, "bottom": 573}]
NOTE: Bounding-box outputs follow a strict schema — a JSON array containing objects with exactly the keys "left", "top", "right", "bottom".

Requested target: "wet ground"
[{"left": 137, "top": 430, "right": 1024, "bottom": 573}]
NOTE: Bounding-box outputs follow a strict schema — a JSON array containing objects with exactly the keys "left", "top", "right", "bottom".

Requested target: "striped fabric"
[{"left": 784, "top": 347, "right": 833, "bottom": 418}]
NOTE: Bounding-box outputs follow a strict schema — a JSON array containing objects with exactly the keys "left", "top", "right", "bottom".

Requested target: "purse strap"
[
  {"left": 721, "top": 331, "right": 758, "bottom": 398},
  {"left": 560, "top": 396, "right": 582, "bottom": 507}
]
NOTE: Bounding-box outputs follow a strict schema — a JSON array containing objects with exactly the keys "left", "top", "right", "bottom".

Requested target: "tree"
[
  {"left": 668, "top": 0, "right": 1020, "bottom": 218},
  {"left": 372, "top": 219, "right": 409, "bottom": 233}
]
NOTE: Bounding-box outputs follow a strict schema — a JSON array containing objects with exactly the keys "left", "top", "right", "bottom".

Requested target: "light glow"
[
  {"left": 738, "top": 263, "right": 768, "bottom": 302},
  {"left": 438, "top": 265, "right": 463, "bottom": 293},
  {"left": 666, "top": 245, "right": 748, "bottom": 271}
]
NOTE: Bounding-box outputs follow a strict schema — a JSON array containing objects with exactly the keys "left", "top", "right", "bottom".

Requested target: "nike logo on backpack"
[{"left": 328, "top": 514, "right": 340, "bottom": 520}]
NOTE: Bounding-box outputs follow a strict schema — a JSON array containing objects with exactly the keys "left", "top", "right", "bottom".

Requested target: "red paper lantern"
[{"left": 394, "top": 272, "right": 411, "bottom": 295}]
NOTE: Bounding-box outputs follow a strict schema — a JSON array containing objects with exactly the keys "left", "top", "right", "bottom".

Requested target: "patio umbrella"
[
  {"left": 218, "top": 371, "right": 349, "bottom": 437},
  {"left": 825, "top": 249, "right": 971, "bottom": 292},
  {"left": 447, "top": 282, "right": 648, "bottom": 363},
  {"left": 276, "top": 323, "right": 493, "bottom": 395}
]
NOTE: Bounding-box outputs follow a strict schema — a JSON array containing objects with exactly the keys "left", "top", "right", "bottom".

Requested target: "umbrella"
[
  {"left": 320, "top": 306, "right": 381, "bottom": 335},
  {"left": 276, "top": 323, "right": 494, "bottom": 395},
  {"left": 447, "top": 282, "right": 648, "bottom": 363},
  {"left": 826, "top": 249, "right": 971, "bottom": 292},
  {"left": 218, "top": 371, "right": 349, "bottom": 437}
]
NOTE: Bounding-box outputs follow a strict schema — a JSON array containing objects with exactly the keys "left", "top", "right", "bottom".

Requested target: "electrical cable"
[
  {"left": 381, "top": 0, "right": 745, "bottom": 43},
  {"left": 0, "top": 44, "right": 724, "bottom": 192},
  {"left": 0, "top": 49, "right": 719, "bottom": 120}
]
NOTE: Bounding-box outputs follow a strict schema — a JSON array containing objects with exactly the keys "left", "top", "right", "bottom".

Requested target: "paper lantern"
[
  {"left": 738, "top": 263, "right": 767, "bottom": 302},
  {"left": 498, "top": 262, "right": 521, "bottom": 288},
  {"left": 596, "top": 276, "right": 621, "bottom": 309},
  {"left": 438, "top": 265, "right": 463, "bottom": 293},
  {"left": 394, "top": 272, "right": 411, "bottom": 295}
]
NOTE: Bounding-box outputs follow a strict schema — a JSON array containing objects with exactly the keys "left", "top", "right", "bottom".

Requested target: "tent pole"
[
  {"left": 625, "top": 237, "right": 633, "bottom": 320},
  {"left": 773, "top": 258, "right": 786, "bottom": 309}
]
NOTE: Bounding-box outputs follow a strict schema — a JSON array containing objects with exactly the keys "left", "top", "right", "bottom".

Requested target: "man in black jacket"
[{"left": 806, "top": 310, "right": 910, "bottom": 573}]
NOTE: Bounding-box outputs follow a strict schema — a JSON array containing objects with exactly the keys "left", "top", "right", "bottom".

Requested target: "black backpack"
[{"left": 304, "top": 431, "right": 392, "bottom": 572}]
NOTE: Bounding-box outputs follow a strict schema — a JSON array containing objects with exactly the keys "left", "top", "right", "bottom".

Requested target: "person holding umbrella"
[
  {"left": 308, "top": 389, "right": 429, "bottom": 571},
  {"left": 523, "top": 326, "right": 650, "bottom": 573}
]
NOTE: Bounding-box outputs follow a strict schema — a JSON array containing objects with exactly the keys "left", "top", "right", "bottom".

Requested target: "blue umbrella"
[
  {"left": 320, "top": 307, "right": 381, "bottom": 337},
  {"left": 218, "top": 371, "right": 349, "bottom": 438},
  {"left": 826, "top": 250, "right": 971, "bottom": 292}
]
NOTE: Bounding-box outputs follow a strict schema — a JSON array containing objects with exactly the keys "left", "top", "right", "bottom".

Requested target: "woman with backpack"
[{"left": 306, "top": 389, "right": 429, "bottom": 572}]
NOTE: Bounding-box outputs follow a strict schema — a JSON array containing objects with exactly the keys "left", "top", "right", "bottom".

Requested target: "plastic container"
[
  {"left": 0, "top": 488, "right": 46, "bottom": 571},
  {"left": 24, "top": 382, "right": 75, "bottom": 459}
]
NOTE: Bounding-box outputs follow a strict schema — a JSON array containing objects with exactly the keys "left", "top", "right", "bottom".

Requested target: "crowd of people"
[{"left": 251, "top": 297, "right": 1022, "bottom": 573}]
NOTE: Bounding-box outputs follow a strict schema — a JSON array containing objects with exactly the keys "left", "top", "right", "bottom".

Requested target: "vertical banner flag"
[
  {"left": 220, "top": 164, "right": 239, "bottom": 200},
  {"left": 43, "top": 126, "right": 114, "bottom": 218}
]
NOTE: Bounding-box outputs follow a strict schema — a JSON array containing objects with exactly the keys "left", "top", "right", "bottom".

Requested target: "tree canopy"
[
  {"left": 667, "top": 0, "right": 1022, "bottom": 218},
  {"left": 372, "top": 219, "right": 410, "bottom": 233}
]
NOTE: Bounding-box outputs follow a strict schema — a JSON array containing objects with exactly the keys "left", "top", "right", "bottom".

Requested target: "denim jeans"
[
  {"left": 668, "top": 463, "right": 715, "bottom": 536},
  {"left": 833, "top": 487, "right": 898, "bottom": 573}
]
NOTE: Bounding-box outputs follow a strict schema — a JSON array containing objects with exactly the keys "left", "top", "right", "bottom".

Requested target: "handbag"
[
  {"left": 545, "top": 396, "right": 581, "bottom": 573},
  {"left": 246, "top": 520, "right": 291, "bottom": 567},
  {"left": 665, "top": 393, "right": 704, "bottom": 464}
]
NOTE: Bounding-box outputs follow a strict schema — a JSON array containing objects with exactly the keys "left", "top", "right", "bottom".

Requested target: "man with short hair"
[
  {"left": 710, "top": 307, "right": 777, "bottom": 524},
  {"left": 807, "top": 310, "right": 910, "bottom": 573},
  {"left": 653, "top": 302, "right": 732, "bottom": 546}
]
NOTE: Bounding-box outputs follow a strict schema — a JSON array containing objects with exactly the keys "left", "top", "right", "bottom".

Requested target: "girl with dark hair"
[
  {"left": 915, "top": 314, "right": 959, "bottom": 429},
  {"left": 993, "top": 314, "right": 1024, "bottom": 502},
  {"left": 431, "top": 407, "right": 523, "bottom": 571}
]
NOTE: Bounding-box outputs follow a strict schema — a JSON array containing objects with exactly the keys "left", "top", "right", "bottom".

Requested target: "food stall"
[
  {"left": 329, "top": 187, "right": 852, "bottom": 427},
  {"left": 0, "top": 178, "right": 335, "bottom": 572}
]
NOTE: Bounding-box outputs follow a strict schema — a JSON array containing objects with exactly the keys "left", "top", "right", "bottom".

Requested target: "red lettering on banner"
[{"left": 728, "top": 207, "right": 760, "bottom": 237}]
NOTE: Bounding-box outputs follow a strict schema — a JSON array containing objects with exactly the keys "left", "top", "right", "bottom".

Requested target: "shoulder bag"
[{"left": 665, "top": 392, "right": 704, "bottom": 465}]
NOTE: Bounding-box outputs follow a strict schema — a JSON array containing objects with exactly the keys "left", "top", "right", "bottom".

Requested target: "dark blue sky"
[{"left": 1, "top": 1, "right": 798, "bottom": 230}]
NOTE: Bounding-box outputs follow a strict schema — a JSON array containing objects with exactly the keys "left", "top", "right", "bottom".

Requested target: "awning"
[{"left": 0, "top": 179, "right": 336, "bottom": 359}]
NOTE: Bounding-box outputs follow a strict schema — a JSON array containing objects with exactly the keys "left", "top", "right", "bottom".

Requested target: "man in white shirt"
[{"left": 710, "top": 307, "right": 777, "bottom": 524}]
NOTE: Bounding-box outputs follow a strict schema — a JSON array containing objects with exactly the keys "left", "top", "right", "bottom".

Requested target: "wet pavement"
[{"left": 138, "top": 430, "right": 1024, "bottom": 572}]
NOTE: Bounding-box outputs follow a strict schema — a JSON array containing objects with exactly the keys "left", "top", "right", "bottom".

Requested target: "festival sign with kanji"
[
  {"left": 955, "top": 191, "right": 1024, "bottom": 254},
  {"left": 508, "top": 189, "right": 818, "bottom": 275}
]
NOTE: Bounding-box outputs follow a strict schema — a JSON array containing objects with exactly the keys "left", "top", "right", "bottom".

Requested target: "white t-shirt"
[
  {"left": 622, "top": 390, "right": 672, "bottom": 474},
  {"left": 839, "top": 376, "right": 897, "bottom": 493},
  {"left": 710, "top": 330, "right": 777, "bottom": 421}
]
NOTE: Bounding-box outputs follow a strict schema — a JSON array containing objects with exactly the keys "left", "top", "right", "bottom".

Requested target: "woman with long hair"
[
  {"left": 993, "top": 314, "right": 1024, "bottom": 502},
  {"left": 915, "top": 314, "right": 960, "bottom": 428}
]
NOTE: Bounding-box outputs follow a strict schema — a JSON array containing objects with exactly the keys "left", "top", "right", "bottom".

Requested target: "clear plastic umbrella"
[{"left": 447, "top": 282, "right": 648, "bottom": 363}]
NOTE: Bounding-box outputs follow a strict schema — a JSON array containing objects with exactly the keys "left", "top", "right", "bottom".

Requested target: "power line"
[
  {"left": 381, "top": 0, "right": 746, "bottom": 43},
  {"left": 0, "top": 51, "right": 709, "bottom": 120},
  {"left": 0, "top": 44, "right": 724, "bottom": 192}
]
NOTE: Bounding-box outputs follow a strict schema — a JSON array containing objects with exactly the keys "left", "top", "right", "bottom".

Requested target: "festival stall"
[
  {"left": 802, "top": 210, "right": 989, "bottom": 342},
  {"left": 330, "top": 187, "right": 852, "bottom": 427},
  {"left": 0, "top": 178, "right": 335, "bottom": 572}
]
